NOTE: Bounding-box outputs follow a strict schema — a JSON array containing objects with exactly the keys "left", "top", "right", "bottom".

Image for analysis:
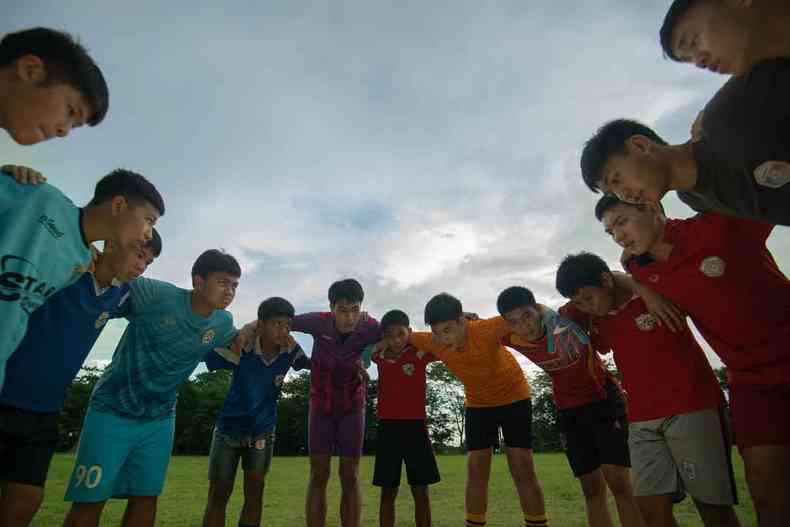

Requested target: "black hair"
[
  {"left": 660, "top": 0, "right": 699, "bottom": 61},
  {"left": 0, "top": 27, "right": 108, "bottom": 125},
  {"left": 89, "top": 169, "right": 165, "bottom": 217},
  {"left": 496, "top": 286, "right": 537, "bottom": 316},
  {"left": 257, "top": 297, "right": 295, "bottom": 322},
  {"left": 381, "top": 309, "right": 410, "bottom": 332},
  {"left": 144, "top": 227, "right": 162, "bottom": 258},
  {"left": 581, "top": 119, "right": 669, "bottom": 193},
  {"left": 191, "top": 249, "right": 241, "bottom": 279},
  {"left": 594, "top": 194, "right": 665, "bottom": 222},
  {"left": 328, "top": 278, "right": 364, "bottom": 306},
  {"left": 555, "top": 252, "right": 611, "bottom": 299},
  {"left": 424, "top": 293, "right": 462, "bottom": 326}
]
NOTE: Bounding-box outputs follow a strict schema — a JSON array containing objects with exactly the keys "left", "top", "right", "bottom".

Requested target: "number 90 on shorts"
[{"left": 73, "top": 464, "right": 103, "bottom": 489}]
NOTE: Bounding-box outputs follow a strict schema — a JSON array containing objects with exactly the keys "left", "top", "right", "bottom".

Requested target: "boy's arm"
[
  {"left": 611, "top": 271, "right": 684, "bottom": 333},
  {"left": 289, "top": 341, "right": 311, "bottom": 371},
  {"left": 291, "top": 312, "right": 322, "bottom": 335},
  {"left": 408, "top": 332, "right": 445, "bottom": 357},
  {"left": 2, "top": 164, "right": 47, "bottom": 185},
  {"left": 124, "top": 277, "right": 174, "bottom": 318},
  {"left": 361, "top": 344, "right": 374, "bottom": 369},
  {"left": 205, "top": 347, "right": 240, "bottom": 371}
]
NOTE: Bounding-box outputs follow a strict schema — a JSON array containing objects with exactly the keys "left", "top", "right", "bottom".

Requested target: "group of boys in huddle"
[{"left": 0, "top": 1, "right": 788, "bottom": 526}]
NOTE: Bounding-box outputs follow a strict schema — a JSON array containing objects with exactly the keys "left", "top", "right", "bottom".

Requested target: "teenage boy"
[
  {"left": 581, "top": 118, "right": 790, "bottom": 226},
  {"left": 369, "top": 309, "right": 440, "bottom": 527},
  {"left": 556, "top": 252, "right": 741, "bottom": 527},
  {"left": 202, "top": 296, "right": 311, "bottom": 527},
  {"left": 496, "top": 286, "right": 643, "bottom": 527},
  {"left": 595, "top": 194, "right": 790, "bottom": 527},
  {"left": 291, "top": 278, "right": 381, "bottom": 527},
  {"left": 0, "top": 27, "right": 108, "bottom": 145},
  {"left": 62, "top": 250, "right": 253, "bottom": 527},
  {"left": 408, "top": 293, "right": 547, "bottom": 527},
  {"left": 0, "top": 167, "right": 164, "bottom": 391},
  {"left": 0, "top": 230, "right": 161, "bottom": 527}
]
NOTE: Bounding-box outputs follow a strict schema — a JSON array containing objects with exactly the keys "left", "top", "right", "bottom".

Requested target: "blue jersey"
[
  {"left": 90, "top": 278, "right": 237, "bottom": 421},
  {"left": 0, "top": 176, "right": 92, "bottom": 390},
  {"left": 1, "top": 273, "right": 130, "bottom": 413},
  {"left": 207, "top": 339, "right": 309, "bottom": 438}
]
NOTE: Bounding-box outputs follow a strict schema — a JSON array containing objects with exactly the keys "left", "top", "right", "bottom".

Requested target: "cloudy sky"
[{"left": 3, "top": 1, "right": 788, "bottom": 376}]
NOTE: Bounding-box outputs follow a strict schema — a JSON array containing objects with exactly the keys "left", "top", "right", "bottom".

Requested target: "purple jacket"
[{"left": 292, "top": 312, "right": 381, "bottom": 414}]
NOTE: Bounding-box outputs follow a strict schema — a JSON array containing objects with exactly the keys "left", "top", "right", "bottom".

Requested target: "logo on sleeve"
[
  {"left": 754, "top": 161, "right": 790, "bottom": 188},
  {"left": 634, "top": 313, "right": 657, "bottom": 332},
  {"left": 201, "top": 329, "right": 216, "bottom": 345},
  {"left": 699, "top": 256, "right": 726, "bottom": 278},
  {"left": 95, "top": 311, "right": 110, "bottom": 329}
]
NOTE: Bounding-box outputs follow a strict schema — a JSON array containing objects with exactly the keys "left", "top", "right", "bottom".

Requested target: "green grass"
[{"left": 36, "top": 452, "right": 755, "bottom": 526}]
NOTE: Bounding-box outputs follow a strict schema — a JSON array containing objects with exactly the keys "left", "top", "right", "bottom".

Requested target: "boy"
[
  {"left": 409, "top": 293, "right": 548, "bottom": 527},
  {"left": 291, "top": 278, "right": 381, "bottom": 527},
  {"left": 369, "top": 309, "right": 440, "bottom": 527},
  {"left": 556, "top": 252, "right": 741, "bottom": 527},
  {"left": 581, "top": 118, "right": 790, "bottom": 226},
  {"left": 202, "top": 296, "right": 310, "bottom": 527},
  {"left": 0, "top": 230, "right": 161, "bottom": 527},
  {"left": 496, "top": 286, "right": 644, "bottom": 527},
  {"left": 62, "top": 250, "right": 253, "bottom": 527},
  {"left": 0, "top": 27, "right": 108, "bottom": 145},
  {"left": 595, "top": 194, "right": 790, "bottom": 527},
  {"left": 0, "top": 166, "right": 164, "bottom": 390}
]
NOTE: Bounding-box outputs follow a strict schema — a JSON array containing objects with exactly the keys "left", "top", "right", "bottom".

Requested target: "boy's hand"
[
  {"left": 2, "top": 164, "right": 47, "bottom": 185},
  {"left": 463, "top": 312, "right": 479, "bottom": 321},
  {"left": 634, "top": 282, "right": 685, "bottom": 333},
  {"left": 285, "top": 334, "right": 297, "bottom": 352},
  {"left": 232, "top": 320, "right": 259, "bottom": 354}
]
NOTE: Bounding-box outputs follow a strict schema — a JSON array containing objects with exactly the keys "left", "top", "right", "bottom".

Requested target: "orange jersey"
[{"left": 409, "top": 317, "right": 530, "bottom": 408}]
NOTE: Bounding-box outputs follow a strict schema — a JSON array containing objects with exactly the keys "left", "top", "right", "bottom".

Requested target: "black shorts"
[
  {"left": 0, "top": 405, "right": 60, "bottom": 487},
  {"left": 465, "top": 398, "right": 533, "bottom": 451},
  {"left": 558, "top": 383, "right": 630, "bottom": 478},
  {"left": 373, "top": 420, "right": 440, "bottom": 488}
]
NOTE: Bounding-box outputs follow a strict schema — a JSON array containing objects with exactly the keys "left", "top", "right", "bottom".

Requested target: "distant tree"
[
  {"left": 275, "top": 371, "right": 311, "bottom": 455},
  {"left": 174, "top": 370, "right": 232, "bottom": 454},
  {"left": 426, "top": 362, "right": 466, "bottom": 449},
  {"left": 528, "top": 371, "right": 561, "bottom": 452},
  {"left": 58, "top": 366, "right": 103, "bottom": 451},
  {"left": 713, "top": 366, "right": 729, "bottom": 399},
  {"left": 363, "top": 378, "right": 379, "bottom": 454}
]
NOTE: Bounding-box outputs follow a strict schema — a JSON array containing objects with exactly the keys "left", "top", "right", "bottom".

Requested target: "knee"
[
  {"left": 579, "top": 474, "right": 607, "bottom": 501},
  {"left": 338, "top": 466, "right": 359, "bottom": 489},
  {"left": 310, "top": 465, "right": 331, "bottom": 489},
  {"left": 381, "top": 487, "right": 399, "bottom": 502},
  {"left": 467, "top": 458, "right": 490, "bottom": 483},
  {"left": 208, "top": 481, "right": 234, "bottom": 504},
  {"left": 604, "top": 472, "right": 633, "bottom": 498},
  {"left": 410, "top": 485, "right": 429, "bottom": 500},
  {"left": 127, "top": 496, "right": 158, "bottom": 510}
]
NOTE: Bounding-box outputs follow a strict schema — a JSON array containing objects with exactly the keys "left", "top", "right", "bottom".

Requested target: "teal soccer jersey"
[
  {"left": 90, "top": 278, "right": 238, "bottom": 420},
  {"left": 0, "top": 176, "right": 92, "bottom": 389}
]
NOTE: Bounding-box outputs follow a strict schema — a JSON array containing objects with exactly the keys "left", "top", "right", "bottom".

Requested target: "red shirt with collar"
[
  {"left": 372, "top": 345, "right": 437, "bottom": 420},
  {"left": 626, "top": 213, "right": 790, "bottom": 386},
  {"left": 561, "top": 301, "right": 724, "bottom": 421}
]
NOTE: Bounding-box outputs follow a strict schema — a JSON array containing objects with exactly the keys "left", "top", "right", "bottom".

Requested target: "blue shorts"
[{"left": 64, "top": 407, "right": 175, "bottom": 503}]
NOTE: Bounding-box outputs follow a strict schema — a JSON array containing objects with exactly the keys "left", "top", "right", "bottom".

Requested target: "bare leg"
[
  {"left": 0, "top": 482, "right": 44, "bottom": 527},
  {"left": 120, "top": 496, "right": 157, "bottom": 527},
  {"left": 379, "top": 486, "right": 397, "bottom": 527},
  {"left": 338, "top": 456, "right": 361, "bottom": 527},
  {"left": 601, "top": 464, "right": 645, "bottom": 527},
  {"left": 240, "top": 471, "right": 266, "bottom": 526},
  {"left": 411, "top": 485, "right": 432, "bottom": 527},
  {"left": 465, "top": 448, "right": 492, "bottom": 515},
  {"left": 578, "top": 470, "right": 614, "bottom": 527},
  {"left": 305, "top": 454, "right": 331, "bottom": 527},
  {"left": 202, "top": 479, "right": 234, "bottom": 527}
]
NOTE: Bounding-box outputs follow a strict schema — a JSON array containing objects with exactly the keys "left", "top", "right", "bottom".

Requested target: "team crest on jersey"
[
  {"left": 201, "top": 329, "right": 216, "bottom": 345},
  {"left": 95, "top": 311, "right": 110, "bottom": 329},
  {"left": 274, "top": 374, "right": 285, "bottom": 387},
  {"left": 634, "top": 313, "right": 657, "bottom": 332},
  {"left": 648, "top": 274, "right": 660, "bottom": 283},
  {"left": 402, "top": 363, "right": 415, "bottom": 376},
  {"left": 754, "top": 161, "right": 790, "bottom": 188},
  {"left": 699, "top": 256, "right": 726, "bottom": 278}
]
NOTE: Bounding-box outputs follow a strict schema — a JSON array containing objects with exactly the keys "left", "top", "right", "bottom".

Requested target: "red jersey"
[
  {"left": 372, "top": 345, "right": 437, "bottom": 420},
  {"left": 501, "top": 309, "right": 614, "bottom": 411},
  {"left": 627, "top": 213, "right": 790, "bottom": 386},
  {"left": 561, "top": 301, "right": 724, "bottom": 421}
]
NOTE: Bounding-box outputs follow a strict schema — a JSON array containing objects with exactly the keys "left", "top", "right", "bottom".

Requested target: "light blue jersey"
[
  {"left": 90, "top": 277, "right": 237, "bottom": 421},
  {"left": 0, "top": 176, "right": 92, "bottom": 390}
]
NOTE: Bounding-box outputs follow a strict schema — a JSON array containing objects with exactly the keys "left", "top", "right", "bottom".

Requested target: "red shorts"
[{"left": 730, "top": 383, "right": 790, "bottom": 449}]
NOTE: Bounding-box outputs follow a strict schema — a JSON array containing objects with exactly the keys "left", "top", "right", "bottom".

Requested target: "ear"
[
  {"left": 626, "top": 135, "right": 653, "bottom": 156},
  {"left": 193, "top": 275, "right": 204, "bottom": 290},
  {"left": 110, "top": 196, "right": 129, "bottom": 216},
  {"left": 601, "top": 272, "right": 615, "bottom": 289},
  {"left": 14, "top": 54, "right": 47, "bottom": 83}
]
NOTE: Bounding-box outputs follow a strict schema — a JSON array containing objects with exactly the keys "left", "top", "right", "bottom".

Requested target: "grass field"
[{"left": 35, "top": 452, "right": 755, "bottom": 526}]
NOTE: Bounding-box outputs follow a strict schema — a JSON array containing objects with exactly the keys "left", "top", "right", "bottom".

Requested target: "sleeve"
[
  {"left": 558, "top": 303, "right": 590, "bottom": 331},
  {"left": 0, "top": 172, "right": 38, "bottom": 213},
  {"left": 290, "top": 344, "right": 311, "bottom": 371},
  {"left": 361, "top": 344, "right": 375, "bottom": 368},
  {"left": 408, "top": 331, "right": 444, "bottom": 358},
  {"left": 291, "top": 312, "right": 322, "bottom": 335},
  {"left": 415, "top": 348, "right": 439, "bottom": 365},
  {"left": 126, "top": 278, "right": 175, "bottom": 317},
  {"left": 217, "top": 313, "right": 240, "bottom": 348},
  {"left": 204, "top": 347, "right": 239, "bottom": 371},
  {"left": 470, "top": 316, "right": 510, "bottom": 345}
]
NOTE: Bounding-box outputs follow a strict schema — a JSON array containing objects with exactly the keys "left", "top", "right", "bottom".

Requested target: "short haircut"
[
  {"left": 581, "top": 119, "right": 669, "bottom": 193},
  {"left": 328, "top": 278, "right": 364, "bottom": 306},
  {"left": 144, "top": 227, "right": 162, "bottom": 257},
  {"left": 556, "top": 252, "right": 611, "bottom": 298},
  {"left": 660, "top": 0, "right": 699, "bottom": 61},
  {"left": 381, "top": 309, "right": 410, "bottom": 332},
  {"left": 258, "top": 297, "right": 295, "bottom": 322},
  {"left": 0, "top": 27, "right": 108, "bottom": 125},
  {"left": 424, "top": 293, "right": 462, "bottom": 326},
  {"left": 594, "top": 194, "right": 665, "bottom": 221},
  {"left": 89, "top": 169, "right": 165, "bottom": 217},
  {"left": 191, "top": 249, "right": 241, "bottom": 279},
  {"left": 496, "top": 286, "right": 537, "bottom": 316}
]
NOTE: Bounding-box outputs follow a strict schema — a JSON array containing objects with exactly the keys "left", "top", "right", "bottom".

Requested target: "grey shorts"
[
  {"left": 629, "top": 407, "right": 737, "bottom": 506},
  {"left": 207, "top": 428, "right": 275, "bottom": 482}
]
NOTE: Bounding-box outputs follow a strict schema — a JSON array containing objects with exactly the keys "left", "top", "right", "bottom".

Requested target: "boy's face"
[
  {"left": 331, "top": 299, "right": 362, "bottom": 334},
  {"left": 570, "top": 278, "right": 615, "bottom": 317},
  {"left": 597, "top": 137, "right": 670, "bottom": 205},
  {"left": 383, "top": 324, "right": 411, "bottom": 352},
  {"left": 112, "top": 199, "right": 161, "bottom": 253},
  {"left": 103, "top": 243, "right": 157, "bottom": 283},
  {"left": 502, "top": 305, "right": 542, "bottom": 340},
  {"left": 430, "top": 317, "right": 466, "bottom": 348},
  {"left": 259, "top": 316, "right": 293, "bottom": 347},
  {"left": 668, "top": 0, "right": 756, "bottom": 76},
  {"left": 602, "top": 203, "right": 663, "bottom": 256},
  {"left": 195, "top": 271, "right": 239, "bottom": 310},
  {"left": 2, "top": 55, "right": 91, "bottom": 145}
]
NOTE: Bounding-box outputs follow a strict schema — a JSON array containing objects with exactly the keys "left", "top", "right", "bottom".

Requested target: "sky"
[{"left": 2, "top": 1, "right": 788, "bottom": 377}]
